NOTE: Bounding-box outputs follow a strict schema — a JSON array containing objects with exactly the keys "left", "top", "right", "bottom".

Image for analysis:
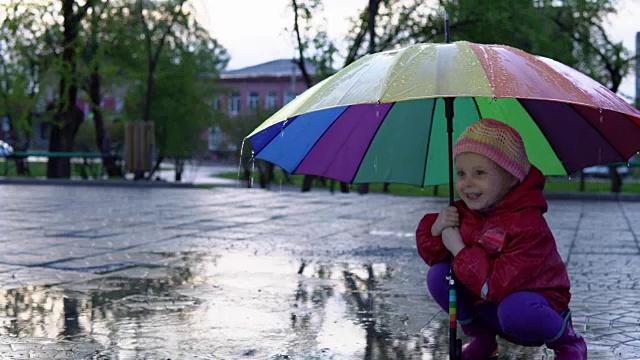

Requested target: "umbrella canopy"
[{"left": 247, "top": 41, "right": 640, "bottom": 187}]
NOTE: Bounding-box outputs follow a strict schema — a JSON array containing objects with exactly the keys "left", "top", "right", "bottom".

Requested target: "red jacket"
[{"left": 416, "top": 166, "right": 570, "bottom": 313}]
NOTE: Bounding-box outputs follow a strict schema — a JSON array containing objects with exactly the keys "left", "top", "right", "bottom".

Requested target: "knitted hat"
[{"left": 453, "top": 118, "right": 531, "bottom": 182}]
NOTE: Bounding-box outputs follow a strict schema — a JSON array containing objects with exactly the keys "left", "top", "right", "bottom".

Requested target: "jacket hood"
[
  {"left": 493, "top": 165, "right": 547, "bottom": 214},
  {"left": 457, "top": 165, "right": 548, "bottom": 215}
]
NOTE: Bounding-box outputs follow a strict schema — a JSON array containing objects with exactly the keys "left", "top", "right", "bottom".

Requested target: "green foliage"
[
  {"left": 0, "top": 161, "right": 86, "bottom": 178},
  {"left": 110, "top": 0, "right": 229, "bottom": 158},
  {"left": 0, "top": 1, "right": 60, "bottom": 140},
  {"left": 74, "top": 119, "right": 123, "bottom": 152},
  {"left": 75, "top": 121, "right": 98, "bottom": 152},
  {"left": 146, "top": 57, "right": 216, "bottom": 158}
]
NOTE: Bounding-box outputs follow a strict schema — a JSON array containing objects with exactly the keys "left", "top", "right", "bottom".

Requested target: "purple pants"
[{"left": 427, "top": 262, "right": 565, "bottom": 344}]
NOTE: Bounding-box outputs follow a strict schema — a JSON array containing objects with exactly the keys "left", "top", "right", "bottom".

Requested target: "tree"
[
  {"left": 0, "top": 1, "right": 59, "bottom": 174},
  {"left": 112, "top": 0, "right": 228, "bottom": 180},
  {"left": 77, "top": 0, "right": 127, "bottom": 177},
  {"left": 136, "top": 0, "right": 187, "bottom": 124},
  {"left": 46, "top": 0, "right": 97, "bottom": 178}
]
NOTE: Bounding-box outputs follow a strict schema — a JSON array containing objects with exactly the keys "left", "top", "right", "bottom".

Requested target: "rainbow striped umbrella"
[{"left": 246, "top": 41, "right": 640, "bottom": 187}]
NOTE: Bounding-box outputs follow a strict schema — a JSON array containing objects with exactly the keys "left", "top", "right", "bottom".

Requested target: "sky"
[{"left": 193, "top": 0, "right": 640, "bottom": 101}]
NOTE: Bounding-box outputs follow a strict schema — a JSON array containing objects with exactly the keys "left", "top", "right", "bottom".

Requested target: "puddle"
[
  {"left": 368, "top": 230, "right": 414, "bottom": 238},
  {"left": 0, "top": 251, "right": 549, "bottom": 359}
]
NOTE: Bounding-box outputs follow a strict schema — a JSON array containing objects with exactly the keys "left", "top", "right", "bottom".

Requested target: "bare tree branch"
[
  {"left": 344, "top": 8, "right": 370, "bottom": 66},
  {"left": 74, "top": 0, "right": 97, "bottom": 24},
  {"left": 292, "top": 0, "right": 312, "bottom": 87},
  {"left": 138, "top": 0, "right": 187, "bottom": 122},
  {"left": 152, "top": 0, "right": 186, "bottom": 68}
]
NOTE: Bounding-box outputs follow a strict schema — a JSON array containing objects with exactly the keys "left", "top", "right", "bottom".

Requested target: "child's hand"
[
  {"left": 442, "top": 227, "right": 465, "bottom": 256},
  {"left": 431, "top": 206, "right": 459, "bottom": 236}
]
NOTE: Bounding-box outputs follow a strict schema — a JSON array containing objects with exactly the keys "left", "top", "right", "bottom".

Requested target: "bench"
[{"left": 2, "top": 151, "right": 121, "bottom": 179}]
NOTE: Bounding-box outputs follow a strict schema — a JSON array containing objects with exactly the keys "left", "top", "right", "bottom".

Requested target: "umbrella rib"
[
  {"left": 252, "top": 115, "right": 299, "bottom": 158},
  {"left": 622, "top": 113, "right": 640, "bottom": 155},
  {"left": 565, "top": 103, "right": 629, "bottom": 162},
  {"left": 350, "top": 103, "right": 397, "bottom": 183},
  {"left": 517, "top": 99, "right": 571, "bottom": 175},
  {"left": 290, "top": 108, "right": 348, "bottom": 176},
  {"left": 472, "top": 97, "right": 483, "bottom": 118},
  {"left": 420, "top": 100, "right": 438, "bottom": 187},
  {"left": 623, "top": 113, "right": 640, "bottom": 132}
]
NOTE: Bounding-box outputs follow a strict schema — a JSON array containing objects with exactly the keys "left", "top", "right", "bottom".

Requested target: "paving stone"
[{"left": 0, "top": 185, "right": 637, "bottom": 358}]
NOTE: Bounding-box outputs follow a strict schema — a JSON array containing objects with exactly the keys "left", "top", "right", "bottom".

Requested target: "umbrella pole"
[{"left": 445, "top": 97, "right": 462, "bottom": 360}]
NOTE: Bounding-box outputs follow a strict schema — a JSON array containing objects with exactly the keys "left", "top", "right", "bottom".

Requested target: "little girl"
[{"left": 416, "top": 118, "right": 587, "bottom": 359}]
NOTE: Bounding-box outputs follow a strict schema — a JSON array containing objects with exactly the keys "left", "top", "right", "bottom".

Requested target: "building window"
[
  {"left": 247, "top": 91, "right": 260, "bottom": 112},
  {"left": 211, "top": 96, "right": 221, "bottom": 111},
  {"left": 228, "top": 91, "right": 241, "bottom": 115},
  {"left": 265, "top": 91, "right": 278, "bottom": 110},
  {"left": 284, "top": 91, "right": 296, "bottom": 105}
]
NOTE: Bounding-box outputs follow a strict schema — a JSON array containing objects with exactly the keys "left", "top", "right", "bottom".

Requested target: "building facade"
[{"left": 208, "top": 59, "right": 317, "bottom": 152}]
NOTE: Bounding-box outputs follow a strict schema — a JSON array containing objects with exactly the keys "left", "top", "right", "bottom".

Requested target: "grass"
[
  {"left": 216, "top": 170, "right": 640, "bottom": 196},
  {"left": 0, "top": 160, "right": 174, "bottom": 179}
]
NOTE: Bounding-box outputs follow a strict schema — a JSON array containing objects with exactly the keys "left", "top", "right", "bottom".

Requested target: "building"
[{"left": 208, "top": 59, "right": 319, "bottom": 152}]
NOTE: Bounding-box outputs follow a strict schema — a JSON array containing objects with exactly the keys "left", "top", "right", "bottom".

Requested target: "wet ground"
[{"left": 0, "top": 185, "right": 638, "bottom": 359}]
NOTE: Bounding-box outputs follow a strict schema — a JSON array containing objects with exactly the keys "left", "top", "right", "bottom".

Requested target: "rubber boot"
[
  {"left": 460, "top": 321, "right": 499, "bottom": 360},
  {"left": 545, "top": 316, "right": 587, "bottom": 360}
]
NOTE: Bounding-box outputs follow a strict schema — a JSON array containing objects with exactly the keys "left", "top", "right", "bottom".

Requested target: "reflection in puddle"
[{"left": 0, "top": 252, "right": 547, "bottom": 359}]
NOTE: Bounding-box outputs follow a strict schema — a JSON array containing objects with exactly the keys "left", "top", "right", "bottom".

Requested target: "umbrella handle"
[
  {"left": 448, "top": 270, "right": 457, "bottom": 359},
  {"left": 445, "top": 98, "right": 459, "bottom": 359},
  {"left": 448, "top": 267, "right": 462, "bottom": 360},
  {"left": 445, "top": 97, "right": 455, "bottom": 206}
]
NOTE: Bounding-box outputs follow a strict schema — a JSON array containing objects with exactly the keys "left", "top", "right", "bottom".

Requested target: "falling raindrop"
[
  {"left": 250, "top": 152, "right": 256, "bottom": 188},
  {"left": 599, "top": 108, "right": 603, "bottom": 123},
  {"left": 237, "top": 139, "right": 246, "bottom": 188}
]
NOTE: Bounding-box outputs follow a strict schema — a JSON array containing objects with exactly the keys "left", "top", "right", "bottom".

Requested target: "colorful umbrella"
[
  {"left": 246, "top": 40, "right": 640, "bottom": 360},
  {"left": 246, "top": 41, "right": 640, "bottom": 187}
]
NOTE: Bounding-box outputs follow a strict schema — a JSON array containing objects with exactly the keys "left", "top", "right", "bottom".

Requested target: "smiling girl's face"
[{"left": 454, "top": 152, "right": 518, "bottom": 211}]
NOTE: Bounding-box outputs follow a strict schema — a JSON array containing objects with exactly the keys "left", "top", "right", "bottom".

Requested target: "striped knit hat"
[{"left": 453, "top": 118, "right": 531, "bottom": 182}]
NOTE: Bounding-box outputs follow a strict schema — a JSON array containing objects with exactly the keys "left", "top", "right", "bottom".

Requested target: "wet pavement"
[{"left": 0, "top": 185, "right": 638, "bottom": 359}]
